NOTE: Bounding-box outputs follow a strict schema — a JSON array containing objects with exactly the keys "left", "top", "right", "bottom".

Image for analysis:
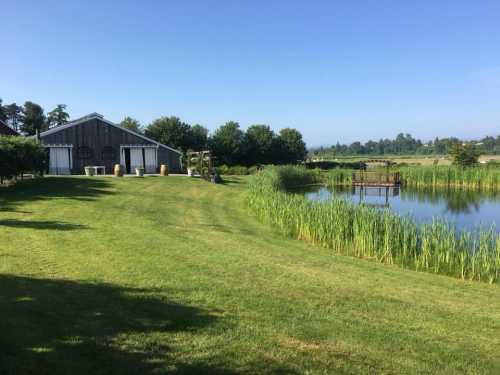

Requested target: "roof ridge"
[
  {"left": 40, "top": 113, "right": 182, "bottom": 155},
  {"left": 67, "top": 112, "right": 104, "bottom": 124}
]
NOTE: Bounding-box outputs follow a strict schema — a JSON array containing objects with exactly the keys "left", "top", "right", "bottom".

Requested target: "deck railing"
[{"left": 352, "top": 171, "right": 400, "bottom": 186}]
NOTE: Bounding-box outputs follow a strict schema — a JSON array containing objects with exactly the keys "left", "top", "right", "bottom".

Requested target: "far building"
[{"left": 39, "top": 113, "right": 182, "bottom": 175}]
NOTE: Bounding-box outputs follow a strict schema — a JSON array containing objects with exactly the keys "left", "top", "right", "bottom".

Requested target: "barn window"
[
  {"left": 77, "top": 146, "right": 93, "bottom": 159},
  {"left": 101, "top": 146, "right": 115, "bottom": 160}
]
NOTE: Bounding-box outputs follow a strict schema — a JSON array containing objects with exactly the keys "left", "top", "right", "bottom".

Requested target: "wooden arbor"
[{"left": 187, "top": 151, "right": 220, "bottom": 182}]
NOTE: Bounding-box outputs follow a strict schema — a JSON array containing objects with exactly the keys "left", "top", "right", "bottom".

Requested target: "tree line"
[
  {"left": 136, "top": 116, "right": 307, "bottom": 166},
  {"left": 1, "top": 98, "right": 307, "bottom": 166},
  {"left": 311, "top": 133, "right": 500, "bottom": 157},
  {"left": 0, "top": 99, "right": 69, "bottom": 135}
]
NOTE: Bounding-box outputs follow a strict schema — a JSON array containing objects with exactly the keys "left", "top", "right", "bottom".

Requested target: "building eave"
[{"left": 40, "top": 114, "right": 183, "bottom": 155}]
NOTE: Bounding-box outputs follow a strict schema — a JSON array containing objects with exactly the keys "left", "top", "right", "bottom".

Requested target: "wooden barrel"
[
  {"left": 160, "top": 164, "right": 168, "bottom": 176},
  {"left": 114, "top": 164, "right": 123, "bottom": 177}
]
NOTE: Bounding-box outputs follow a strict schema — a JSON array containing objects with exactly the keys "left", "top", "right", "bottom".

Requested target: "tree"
[
  {"left": 144, "top": 116, "right": 192, "bottom": 152},
  {"left": 190, "top": 124, "right": 209, "bottom": 151},
  {"left": 209, "top": 121, "right": 245, "bottom": 165},
  {"left": 480, "top": 136, "right": 496, "bottom": 153},
  {"left": 47, "top": 104, "right": 70, "bottom": 128},
  {"left": 349, "top": 141, "right": 364, "bottom": 155},
  {"left": 4, "top": 103, "right": 23, "bottom": 131},
  {"left": 275, "top": 128, "right": 307, "bottom": 164},
  {"left": 448, "top": 144, "right": 480, "bottom": 167},
  {"left": 0, "top": 98, "right": 7, "bottom": 122},
  {"left": 0, "top": 137, "right": 47, "bottom": 183},
  {"left": 20, "top": 102, "right": 47, "bottom": 135},
  {"left": 243, "top": 125, "right": 275, "bottom": 165},
  {"left": 120, "top": 116, "right": 142, "bottom": 133}
]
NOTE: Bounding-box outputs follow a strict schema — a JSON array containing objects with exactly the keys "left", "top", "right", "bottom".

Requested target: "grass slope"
[{"left": 1, "top": 176, "right": 499, "bottom": 374}]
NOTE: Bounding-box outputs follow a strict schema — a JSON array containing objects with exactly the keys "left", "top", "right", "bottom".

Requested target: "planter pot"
[
  {"left": 160, "top": 164, "right": 168, "bottom": 176},
  {"left": 84, "top": 167, "right": 95, "bottom": 176},
  {"left": 135, "top": 168, "right": 144, "bottom": 177},
  {"left": 114, "top": 164, "right": 123, "bottom": 177}
]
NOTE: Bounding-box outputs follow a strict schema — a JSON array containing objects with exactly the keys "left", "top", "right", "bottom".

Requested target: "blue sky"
[{"left": 2, "top": 1, "right": 500, "bottom": 146}]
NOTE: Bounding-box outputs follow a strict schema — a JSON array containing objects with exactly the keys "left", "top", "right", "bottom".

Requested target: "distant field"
[
  {"left": 311, "top": 154, "right": 500, "bottom": 166},
  {"left": 1, "top": 176, "right": 500, "bottom": 374}
]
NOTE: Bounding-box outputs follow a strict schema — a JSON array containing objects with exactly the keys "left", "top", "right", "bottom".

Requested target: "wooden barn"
[
  {"left": 0, "top": 119, "right": 19, "bottom": 136},
  {"left": 39, "top": 113, "right": 182, "bottom": 175}
]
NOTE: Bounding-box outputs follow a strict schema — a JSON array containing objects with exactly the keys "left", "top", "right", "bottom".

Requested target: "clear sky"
[{"left": 2, "top": 0, "right": 500, "bottom": 146}]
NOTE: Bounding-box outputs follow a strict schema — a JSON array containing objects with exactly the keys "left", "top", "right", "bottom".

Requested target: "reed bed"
[
  {"left": 323, "top": 168, "right": 353, "bottom": 186},
  {"left": 324, "top": 165, "right": 500, "bottom": 191},
  {"left": 399, "top": 166, "right": 500, "bottom": 191},
  {"left": 248, "top": 166, "right": 500, "bottom": 283}
]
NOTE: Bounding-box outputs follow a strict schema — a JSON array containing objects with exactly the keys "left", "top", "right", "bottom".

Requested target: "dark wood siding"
[
  {"left": 158, "top": 147, "right": 181, "bottom": 172},
  {"left": 41, "top": 118, "right": 181, "bottom": 173}
]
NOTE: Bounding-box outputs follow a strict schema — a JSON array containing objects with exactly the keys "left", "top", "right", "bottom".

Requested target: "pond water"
[{"left": 300, "top": 185, "right": 500, "bottom": 232}]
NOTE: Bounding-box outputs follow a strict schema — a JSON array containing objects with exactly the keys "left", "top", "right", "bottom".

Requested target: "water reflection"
[
  {"left": 301, "top": 185, "right": 500, "bottom": 232},
  {"left": 399, "top": 188, "right": 487, "bottom": 214}
]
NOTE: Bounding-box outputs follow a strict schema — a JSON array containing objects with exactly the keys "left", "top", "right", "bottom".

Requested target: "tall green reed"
[
  {"left": 248, "top": 166, "right": 500, "bottom": 283},
  {"left": 398, "top": 165, "right": 500, "bottom": 191}
]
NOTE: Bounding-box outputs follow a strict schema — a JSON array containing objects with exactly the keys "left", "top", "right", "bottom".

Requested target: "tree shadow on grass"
[
  {"left": 219, "top": 177, "right": 243, "bottom": 186},
  {"left": 0, "top": 177, "right": 115, "bottom": 213},
  {"left": 0, "top": 275, "right": 220, "bottom": 375},
  {"left": 0, "top": 219, "right": 87, "bottom": 231},
  {"left": 0, "top": 275, "right": 300, "bottom": 375}
]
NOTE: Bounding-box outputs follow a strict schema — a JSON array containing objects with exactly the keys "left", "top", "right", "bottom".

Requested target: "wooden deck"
[{"left": 352, "top": 171, "right": 400, "bottom": 186}]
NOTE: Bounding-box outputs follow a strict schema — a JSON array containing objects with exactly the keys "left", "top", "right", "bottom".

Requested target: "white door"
[
  {"left": 49, "top": 147, "right": 72, "bottom": 175},
  {"left": 130, "top": 148, "right": 143, "bottom": 170},
  {"left": 144, "top": 148, "right": 157, "bottom": 173}
]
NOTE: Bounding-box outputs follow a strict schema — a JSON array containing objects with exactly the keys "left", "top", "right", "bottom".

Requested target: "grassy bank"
[
  {"left": 1, "top": 176, "right": 500, "bottom": 374},
  {"left": 249, "top": 166, "right": 500, "bottom": 283}
]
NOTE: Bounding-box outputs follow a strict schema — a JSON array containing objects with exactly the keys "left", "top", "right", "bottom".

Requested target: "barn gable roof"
[
  {"left": 0, "top": 119, "right": 20, "bottom": 136},
  {"left": 40, "top": 113, "right": 182, "bottom": 155}
]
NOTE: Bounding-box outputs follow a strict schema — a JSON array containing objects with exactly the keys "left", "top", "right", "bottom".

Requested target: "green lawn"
[{"left": 1, "top": 176, "right": 499, "bottom": 374}]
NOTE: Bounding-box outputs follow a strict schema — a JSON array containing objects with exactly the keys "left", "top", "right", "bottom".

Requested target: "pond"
[{"left": 300, "top": 185, "right": 500, "bottom": 232}]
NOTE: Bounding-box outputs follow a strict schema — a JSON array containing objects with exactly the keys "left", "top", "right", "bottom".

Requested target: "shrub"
[
  {"left": 0, "top": 137, "right": 47, "bottom": 184},
  {"left": 215, "top": 165, "right": 263, "bottom": 175},
  {"left": 449, "top": 144, "right": 480, "bottom": 167}
]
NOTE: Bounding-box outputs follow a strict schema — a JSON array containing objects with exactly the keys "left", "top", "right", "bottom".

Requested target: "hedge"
[{"left": 0, "top": 136, "right": 47, "bottom": 184}]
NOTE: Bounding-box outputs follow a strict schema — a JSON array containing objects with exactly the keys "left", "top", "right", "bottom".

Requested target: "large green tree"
[
  {"left": 20, "top": 102, "right": 47, "bottom": 135},
  {"left": 243, "top": 124, "right": 275, "bottom": 165},
  {"left": 3, "top": 103, "right": 23, "bottom": 131},
  {"left": 120, "top": 116, "right": 142, "bottom": 133},
  {"left": 47, "top": 104, "right": 70, "bottom": 128},
  {"left": 209, "top": 121, "right": 245, "bottom": 165},
  {"left": 0, "top": 98, "right": 7, "bottom": 122},
  {"left": 144, "top": 116, "right": 192, "bottom": 152},
  {"left": 275, "top": 128, "right": 307, "bottom": 164},
  {"left": 190, "top": 124, "right": 209, "bottom": 151}
]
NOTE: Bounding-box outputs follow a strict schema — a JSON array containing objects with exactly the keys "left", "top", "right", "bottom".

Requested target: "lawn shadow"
[
  {"left": 0, "top": 275, "right": 218, "bottom": 375},
  {"left": 0, "top": 177, "right": 115, "bottom": 213},
  {"left": 219, "top": 177, "right": 243, "bottom": 186},
  {"left": 0, "top": 219, "right": 87, "bottom": 231},
  {"left": 0, "top": 275, "right": 300, "bottom": 375}
]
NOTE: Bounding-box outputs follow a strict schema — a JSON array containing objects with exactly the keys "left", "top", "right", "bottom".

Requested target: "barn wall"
[
  {"left": 158, "top": 147, "right": 182, "bottom": 172},
  {"left": 41, "top": 118, "right": 181, "bottom": 173}
]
